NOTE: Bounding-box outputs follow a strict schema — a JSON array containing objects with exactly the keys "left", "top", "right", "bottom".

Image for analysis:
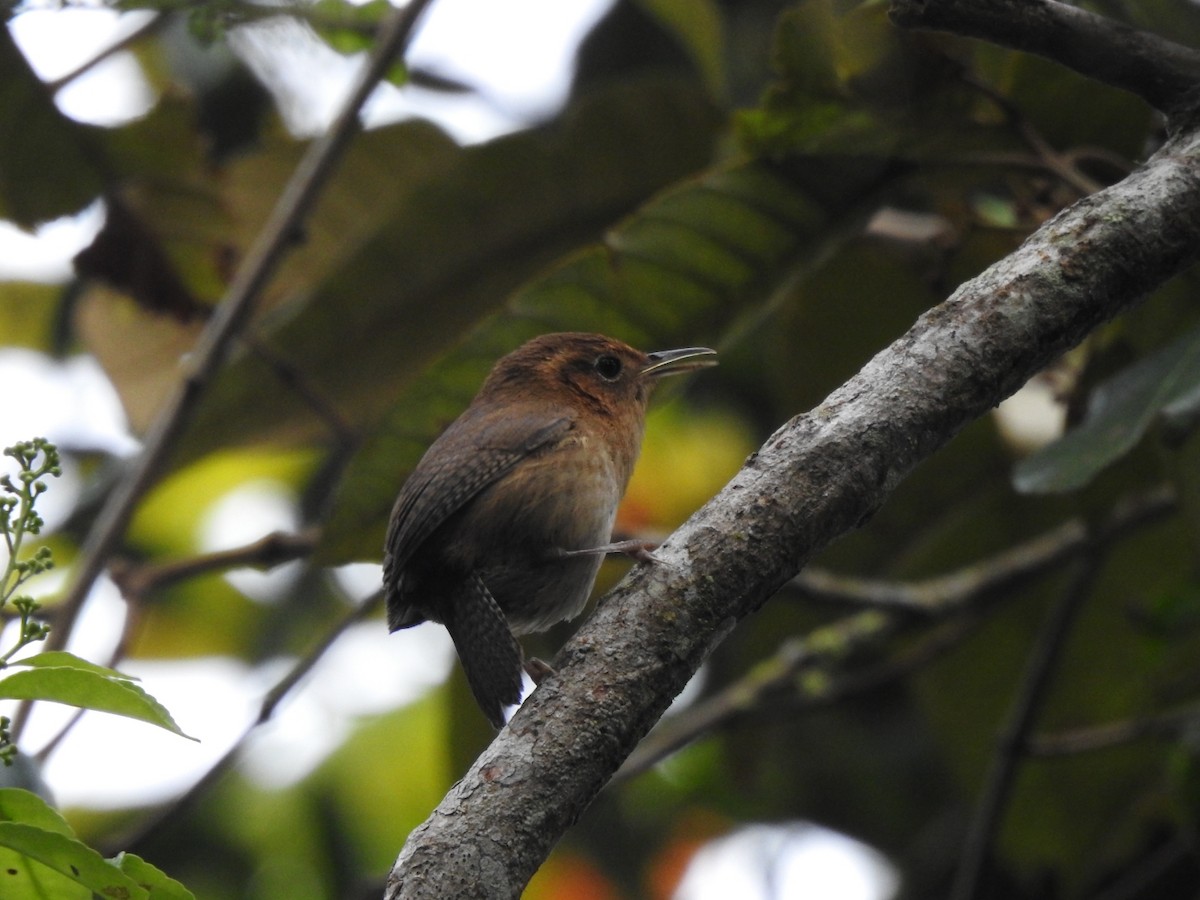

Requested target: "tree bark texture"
[
  {"left": 891, "top": 0, "right": 1200, "bottom": 115},
  {"left": 387, "top": 4, "right": 1200, "bottom": 894},
  {"left": 385, "top": 119, "right": 1200, "bottom": 899}
]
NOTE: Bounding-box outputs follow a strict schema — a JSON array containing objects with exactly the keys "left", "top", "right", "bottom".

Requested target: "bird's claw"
[{"left": 524, "top": 657, "right": 556, "bottom": 684}]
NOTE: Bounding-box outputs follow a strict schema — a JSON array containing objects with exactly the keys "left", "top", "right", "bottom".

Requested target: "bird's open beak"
[{"left": 641, "top": 346, "right": 719, "bottom": 379}]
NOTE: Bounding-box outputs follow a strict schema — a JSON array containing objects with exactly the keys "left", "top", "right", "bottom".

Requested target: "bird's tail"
[{"left": 443, "top": 573, "right": 525, "bottom": 729}]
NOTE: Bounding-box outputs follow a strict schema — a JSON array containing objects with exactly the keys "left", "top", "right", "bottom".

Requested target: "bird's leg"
[
  {"left": 552, "top": 539, "right": 658, "bottom": 564},
  {"left": 527, "top": 540, "right": 657, "bottom": 684}
]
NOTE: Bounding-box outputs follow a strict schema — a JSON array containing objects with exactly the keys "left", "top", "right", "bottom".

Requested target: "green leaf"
[
  {"left": 0, "top": 789, "right": 71, "bottom": 835},
  {"left": 1014, "top": 326, "right": 1200, "bottom": 493},
  {"left": 305, "top": 0, "right": 390, "bottom": 57},
  {"left": 78, "top": 106, "right": 457, "bottom": 431},
  {"left": 0, "top": 668, "right": 196, "bottom": 740},
  {"left": 0, "top": 821, "right": 145, "bottom": 900},
  {"left": 0, "top": 790, "right": 194, "bottom": 900},
  {"left": 173, "top": 77, "right": 721, "bottom": 463},
  {"left": 633, "top": 0, "right": 726, "bottom": 97},
  {"left": 81, "top": 78, "right": 720, "bottom": 463},
  {"left": 319, "top": 157, "right": 894, "bottom": 562},
  {"left": 736, "top": 1, "right": 1007, "bottom": 160},
  {"left": 112, "top": 852, "right": 196, "bottom": 900},
  {"left": 0, "top": 28, "right": 104, "bottom": 227},
  {"left": 11, "top": 651, "right": 140, "bottom": 681},
  {"left": 0, "top": 790, "right": 129, "bottom": 899}
]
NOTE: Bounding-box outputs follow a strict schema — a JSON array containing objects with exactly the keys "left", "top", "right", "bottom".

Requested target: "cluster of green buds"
[{"left": 0, "top": 439, "right": 61, "bottom": 763}]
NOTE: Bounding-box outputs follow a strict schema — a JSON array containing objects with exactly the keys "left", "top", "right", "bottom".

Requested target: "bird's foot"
[{"left": 524, "top": 657, "right": 556, "bottom": 684}]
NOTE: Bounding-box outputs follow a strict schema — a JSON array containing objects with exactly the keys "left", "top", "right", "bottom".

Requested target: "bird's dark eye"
[{"left": 594, "top": 354, "right": 623, "bottom": 380}]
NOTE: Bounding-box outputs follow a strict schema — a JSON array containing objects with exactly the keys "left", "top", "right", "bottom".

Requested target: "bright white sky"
[{"left": 0, "top": 4, "right": 900, "bottom": 897}]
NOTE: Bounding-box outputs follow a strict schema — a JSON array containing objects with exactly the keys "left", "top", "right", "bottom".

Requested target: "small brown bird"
[{"left": 383, "top": 332, "right": 717, "bottom": 727}]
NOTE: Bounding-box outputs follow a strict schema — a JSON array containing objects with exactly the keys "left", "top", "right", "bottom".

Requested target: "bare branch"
[
  {"left": 386, "top": 112, "right": 1200, "bottom": 898},
  {"left": 961, "top": 72, "right": 1105, "bottom": 195},
  {"left": 246, "top": 338, "right": 358, "bottom": 446},
  {"left": 1027, "top": 702, "right": 1200, "bottom": 757},
  {"left": 889, "top": 0, "right": 1200, "bottom": 117},
  {"left": 616, "top": 611, "right": 920, "bottom": 785},
  {"left": 30, "top": 528, "right": 319, "bottom": 760},
  {"left": 789, "top": 487, "right": 1173, "bottom": 613},
  {"left": 792, "top": 524, "right": 1090, "bottom": 612},
  {"left": 106, "top": 591, "right": 382, "bottom": 855},
  {"left": 45, "top": 14, "right": 165, "bottom": 95},
  {"left": 109, "top": 529, "right": 319, "bottom": 600},
  {"left": 619, "top": 487, "right": 1174, "bottom": 779}
]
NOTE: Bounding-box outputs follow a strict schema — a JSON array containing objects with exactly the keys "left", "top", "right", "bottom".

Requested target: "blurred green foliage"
[{"left": 1, "top": 0, "right": 1199, "bottom": 897}]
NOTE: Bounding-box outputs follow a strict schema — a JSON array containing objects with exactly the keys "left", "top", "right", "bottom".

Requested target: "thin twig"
[
  {"left": 890, "top": 0, "right": 1200, "bottom": 117},
  {"left": 616, "top": 615, "right": 981, "bottom": 785},
  {"left": 13, "top": 0, "right": 437, "bottom": 742},
  {"left": 962, "top": 72, "right": 1105, "bottom": 196},
  {"left": 950, "top": 543, "right": 1108, "bottom": 900},
  {"left": 619, "top": 487, "right": 1174, "bottom": 780},
  {"left": 245, "top": 338, "right": 357, "bottom": 446},
  {"left": 31, "top": 530, "right": 319, "bottom": 762},
  {"left": 1062, "top": 146, "right": 1136, "bottom": 179},
  {"left": 615, "top": 611, "right": 891, "bottom": 783},
  {"left": 788, "top": 486, "right": 1173, "bottom": 612},
  {"left": 1087, "top": 834, "right": 1197, "bottom": 900},
  {"left": 1027, "top": 701, "right": 1200, "bottom": 757},
  {"left": 788, "top": 520, "right": 1088, "bottom": 612},
  {"left": 109, "top": 529, "right": 320, "bottom": 600},
  {"left": 108, "top": 590, "right": 383, "bottom": 855},
  {"left": 45, "top": 14, "right": 165, "bottom": 95}
]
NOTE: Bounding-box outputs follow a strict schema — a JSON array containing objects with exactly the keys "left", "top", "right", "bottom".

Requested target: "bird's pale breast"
[{"left": 448, "top": 430, "right": 626, "bottom": 632}]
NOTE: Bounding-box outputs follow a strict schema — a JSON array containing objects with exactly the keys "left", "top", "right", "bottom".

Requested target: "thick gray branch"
[
  {"left": 385, "top": 109, "right": 1200, "bottom": 896},
  {"left": 890, "top": 0, "right": 1200, "bottom": 117}
]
